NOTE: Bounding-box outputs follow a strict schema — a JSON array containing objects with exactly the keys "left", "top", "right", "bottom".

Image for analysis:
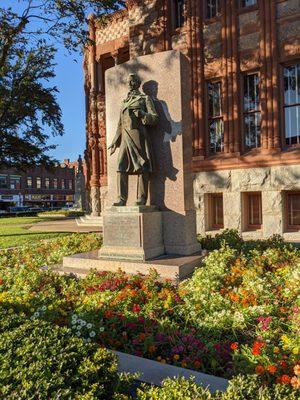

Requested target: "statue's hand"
[
  {"left": 108, "top": 144, "right": 117, "bottom": 155},
  {"left": 133, "top": 109, "right": 144, "bottom": 118}
]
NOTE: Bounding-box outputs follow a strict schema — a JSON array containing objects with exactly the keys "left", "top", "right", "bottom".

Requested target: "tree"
[{"left": 0, "top": 0, "right": 124, "bottom": 169}]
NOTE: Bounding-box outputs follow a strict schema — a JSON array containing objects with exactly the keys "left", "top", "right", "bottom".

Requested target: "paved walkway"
[{"left": 28, "top": 218, "right": 102, "bottom": 233}]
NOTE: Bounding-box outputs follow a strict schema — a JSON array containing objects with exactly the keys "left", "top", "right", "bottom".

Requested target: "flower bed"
[{"left": 0, "top": 231, "right": 299, "bottom": 397}]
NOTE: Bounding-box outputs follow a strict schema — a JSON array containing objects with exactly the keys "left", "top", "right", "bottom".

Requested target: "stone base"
[
  {"left": 99, "top": 206, "right": 164, "bottom": 261},
  {"left": 62, "top": 250, "right": 204, "bottom": 280}
]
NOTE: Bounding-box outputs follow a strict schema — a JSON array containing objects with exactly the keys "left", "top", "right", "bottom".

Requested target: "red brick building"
[
  {"left": 84, "top": 0, "right": 300, "bottom": 239},
  {"left": 0, "top": 163, "right": 76, "bottom": 211}
]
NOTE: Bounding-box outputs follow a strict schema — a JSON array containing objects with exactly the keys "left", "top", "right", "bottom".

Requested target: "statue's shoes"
[
  {"left": 113, "top": 200, "right": 126, "bottom": 206},
  {"left": 135, "top": 200, "right": 146, "bottom": 206}
]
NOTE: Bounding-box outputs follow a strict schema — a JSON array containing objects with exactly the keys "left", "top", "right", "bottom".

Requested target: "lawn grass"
[{"left": 0, "top": 216, "right": 68, "bottom": 249}]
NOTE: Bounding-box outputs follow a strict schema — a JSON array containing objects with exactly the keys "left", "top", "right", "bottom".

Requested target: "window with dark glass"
[
  {"left": 286, "top": 192, "right": 300, "bottom": 230},
  {"left": 0, "top": 175, "right": 8, "bottom": 189},
  {"left": 243, "top": 73, "right": 261, "bottom": 149},
  {"left": 53, "top": 178, "right": 58, "bottom": 189},
  {"left": 239, "top": 0, "right": 257, "bottom": 7},
  {"left": 210, "top": 193, "right": 224, "bottom": 229},
  {"left": 284, "top": 63, "right": 300, "bottom": 145},
  {"left": 206, "top": 0, "right": 221, "bottom": 19},
  {"left": 173, "top": 0, "right": 185, "bottom": 29},
  {"left": 208, "top": 82, "right": 223, "bottom": 153},
  {"left": 68, "top": 179, "right": 73, "bottom": 190},
  {"left": 10, "top": 176, "right": 21, "bottom": 190},
  {"left": 27, "top": 176, "right": 32, "bottom": 188},
  {"left": 61, "top": 179, "right": 65, "bottom": 190},
  {"left": 45, "top": 178, "right": 50, "bottom": 189},
  {"left": 244, "top": 192, "right": 262, "bottom": 230},
  {"left": 36, "top": 177, "right": 41, "bottom": 189}
]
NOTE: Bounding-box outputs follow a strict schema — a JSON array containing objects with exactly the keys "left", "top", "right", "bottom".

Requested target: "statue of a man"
[{"left": 108, "top": 73, "right": 158, "bottom": 206}]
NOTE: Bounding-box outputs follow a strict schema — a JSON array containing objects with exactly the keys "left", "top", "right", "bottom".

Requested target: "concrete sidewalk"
[{"left": 28, "top": 218, "right": 102, "bottom": 233}]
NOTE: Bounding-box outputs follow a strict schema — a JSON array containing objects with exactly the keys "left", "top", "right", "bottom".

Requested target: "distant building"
[{"left": 0, "top": 161, "right": 79, "bottom": 211}]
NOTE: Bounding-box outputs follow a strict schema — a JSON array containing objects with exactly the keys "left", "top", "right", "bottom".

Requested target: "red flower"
[
  {"left": 230, "top": 342, "right": 238, "bottom": 351},
  {"left": 252, "top": 341, "right": 265, "bottom": 356},
  {"left": 132, "top": 304, "right": 141, "bottom": 313},
  {"left": 0, "top": 278, "right": 3, "bottom": 285}
]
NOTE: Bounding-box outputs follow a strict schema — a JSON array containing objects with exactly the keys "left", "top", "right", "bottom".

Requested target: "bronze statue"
[{"left": 108, "top": 73, "right": 158, "bottom": 206}]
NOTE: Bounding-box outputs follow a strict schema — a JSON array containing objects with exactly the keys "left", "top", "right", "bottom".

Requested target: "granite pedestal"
[{"left": 99, "top": 206, "right": 164, "bottom": 261}]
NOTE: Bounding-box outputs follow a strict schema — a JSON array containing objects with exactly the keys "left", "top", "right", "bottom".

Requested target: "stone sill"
[
  {"left": 283, "top": 232, "right": 300, "bottom": 243},
  {"left": 241, "top": 230, "right": 264, "bottom": 240},
  {"left": 114, "top": 350, "right": 228, "bottom": 394}
]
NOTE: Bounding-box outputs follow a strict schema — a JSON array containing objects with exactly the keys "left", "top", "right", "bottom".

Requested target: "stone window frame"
[
  {"left": 242, "top": 71, "right": 261, "bottom": 151},
  {"left": 206, "top": 80, "right": 224, "bottom": 155},
  {"left": 242, "top": 191, "right": 262, "bottom": 231},
  {"left": 207, "top": 193, "right": 224, "bottom": 230},
  {"left": 284, "top": 191, "right": 300, "bottom": 232},
  {"left": 282, "top": 61, "right": 300, "bottom": 147}
]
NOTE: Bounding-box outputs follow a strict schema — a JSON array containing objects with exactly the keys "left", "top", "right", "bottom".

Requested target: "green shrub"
[
  {"left": 199, "top": 229, "right": 294, "bottom": 255},
  {"left": 221, "top": 375, "right": 299, "bottom": 400},
  {"left": 136, "top": 377, "right": 214, "bottom": 400},
  {"left": 0, "top": 317, "right": 131, "bottom": 399},
  {"left": 136, "top": 376, "right": 299, "bottom": 400}
]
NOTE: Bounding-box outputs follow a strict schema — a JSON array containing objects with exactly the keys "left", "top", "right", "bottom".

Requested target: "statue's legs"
[
  {"left": 136, "top": 173, "right": 149, "bottom": 206},
  {"left": 113, "top": 172, "right": 128, "bottom": 206}
]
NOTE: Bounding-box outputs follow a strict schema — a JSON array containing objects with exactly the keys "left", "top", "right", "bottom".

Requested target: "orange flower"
[
  {"left": 255, "top": 365, "right": 265, "bottom": 375},
  {"left": 139, "top": 333, "right": 146, "bottom": 341},
  {"left": 173, "top": 354, "right": 180, "bottom": 361},
  {"left": 294, "top": 365, "right": 300, "bottom": 376},
  {"left": 104, "top": 310, "right": 113, "bottom": 318},
  {"left": 148, "top": 345, "right": 156, "bottom": 354},
  {"left": 181, "top": 360, "right": 187, "bottom": 368},
  {"left": 267, "top": 365, "right": 277, "bottom": 375},
  {"left": 194, "top": 360, "right": 201, "bottom": 369},
  {"left": 281, "top": 375, "right": 291, "bottom": 384},
  {"left": 291, "top": 376, "right": 300, "bottom": 390},
  {"left": 230, "top": 342, "right": 238, "bottom": 351}
]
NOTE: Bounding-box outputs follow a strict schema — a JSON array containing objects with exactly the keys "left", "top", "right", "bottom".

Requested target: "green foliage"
[
  {"left": 198, "top": 229, "right": 292, "bottom": 255},
  {"left": 0, "top": 232, "right": 101, "bottom": 268},
  {"left": 136, "top": 376, "right": 299, "bottom": 400},
  {"left": 136, "top": 378, "right": 214, "bottom": 399},
  {"left": 0, "top": 310, "right": 130, "bottom": 399},
  {"left": 0, "top": 0, "right": 123, "bottom": 168}
]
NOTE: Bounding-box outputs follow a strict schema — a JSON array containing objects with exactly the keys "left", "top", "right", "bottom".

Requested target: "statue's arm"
[{"left": 141, "top": 96, "right": 158, "bottom": 126}]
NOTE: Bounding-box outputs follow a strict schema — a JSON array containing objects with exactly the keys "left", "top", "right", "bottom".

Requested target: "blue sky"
[
  {"left": 48, "top": 48, "right": 86, "bottom": 163},
  {"left": 4, "top": 0, "right": 88, "bottom": 163}
]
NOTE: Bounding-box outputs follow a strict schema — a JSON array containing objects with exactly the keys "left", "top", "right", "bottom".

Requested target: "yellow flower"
[
  {"left": 283, "top": 345, "right": 289, "bottom": 351},
  {"left": 281, "top": 335, "right": 289, "bottom": 343},
  {"left": 292, "top": 347, "right": 299, "bottom": 355}
]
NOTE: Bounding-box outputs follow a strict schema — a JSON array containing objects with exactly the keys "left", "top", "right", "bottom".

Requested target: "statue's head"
[{"left": 128, "top": 73, "right": 141, "bottom": 91}]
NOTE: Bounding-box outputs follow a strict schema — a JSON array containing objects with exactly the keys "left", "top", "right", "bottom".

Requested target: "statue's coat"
[{"left": 110, "top": 91, "right": 158, "bottom": 174}]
